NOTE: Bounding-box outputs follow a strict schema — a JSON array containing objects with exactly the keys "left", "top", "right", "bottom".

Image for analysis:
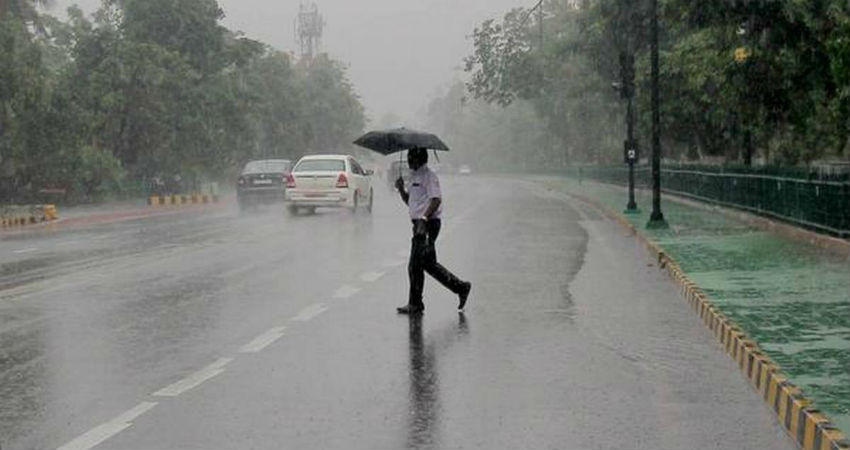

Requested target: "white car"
[{"left": 285, "top": 154, "right": 374, "bottom": 214}]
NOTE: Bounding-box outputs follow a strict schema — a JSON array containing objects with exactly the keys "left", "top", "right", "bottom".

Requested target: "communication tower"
[{"left": 296, "top": 2, "right": 324, "bottom": 59}]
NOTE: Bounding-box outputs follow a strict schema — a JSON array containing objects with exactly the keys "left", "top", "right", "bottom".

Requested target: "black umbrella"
[{"left": 353, "top": 127, "right": 450, "bottom": 155}]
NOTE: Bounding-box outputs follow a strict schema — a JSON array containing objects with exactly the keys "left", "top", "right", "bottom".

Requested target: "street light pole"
[
  {"left": 647, "top": 0, "right": 668, "bottom": 229},
  {"left": 625, "top": 92, "right": 639, "bottom": 212},
  {"left": 619, "top": 50, "right": 639, "bottom": 214}
]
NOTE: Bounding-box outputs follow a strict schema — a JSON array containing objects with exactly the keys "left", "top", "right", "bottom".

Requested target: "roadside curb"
[
  {"left": 148, "top": 194, "right": 219, "bottom": 206},
  {"left": 2, "top": 202, "right": 226, "bottom": 234},
  {"left": 566, "top": 190, "right": 849, "bottom": 450}
]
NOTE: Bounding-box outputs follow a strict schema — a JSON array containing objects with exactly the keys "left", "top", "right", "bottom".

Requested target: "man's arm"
[
  {"left": 421, "top": 171, "right": 442, "bottom": 219},
  {"left": 423, "top": 197, "right": 441, "bottom": 219},
  {"left": 395, "top": 178, "right": 409, "bottom": 205}
]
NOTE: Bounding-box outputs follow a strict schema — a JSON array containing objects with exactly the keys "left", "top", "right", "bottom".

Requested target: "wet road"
[{"left": 0, "top": 176, "right": 795, "bottom": 450}]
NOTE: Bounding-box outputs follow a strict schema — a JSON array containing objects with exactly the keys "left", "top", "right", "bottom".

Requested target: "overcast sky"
[{"left": 51, "top": 0, "right": 524, "bottom": 126}]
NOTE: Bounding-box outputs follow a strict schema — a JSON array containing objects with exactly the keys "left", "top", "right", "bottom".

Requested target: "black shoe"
[
  {"left": 397, "top": 304, "right": 424, "bottom": 315},
  {"left": 458, "top": 282, "right": 472, "bottom": 310}
]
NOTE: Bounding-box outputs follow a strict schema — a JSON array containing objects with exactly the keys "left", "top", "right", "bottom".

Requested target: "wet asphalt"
[{"left": 0, "top": 176, "right": 796, "bottom": 450}]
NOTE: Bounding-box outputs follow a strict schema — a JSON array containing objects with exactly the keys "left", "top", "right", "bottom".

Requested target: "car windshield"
[
  {"left": 242, "top": 161, "right": 290, "bottom": 174},
  {"left": 294, "top": 160, "right": 346, "bottom": 172}
]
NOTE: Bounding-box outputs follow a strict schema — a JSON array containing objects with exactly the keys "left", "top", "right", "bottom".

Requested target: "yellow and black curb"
[
  {"left": 568, "top": 191, "right": 849, "bottom": 450},
  {"left": 1, "top": 205, "right": 58, "bottom": 229},
  {"left": 147, "top": 194, "right": 219, "bottom": 206}
]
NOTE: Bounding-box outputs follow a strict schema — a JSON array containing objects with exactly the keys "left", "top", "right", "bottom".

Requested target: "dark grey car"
[{"left": 236, "top": 159, "right": 292, "bottom": 212}]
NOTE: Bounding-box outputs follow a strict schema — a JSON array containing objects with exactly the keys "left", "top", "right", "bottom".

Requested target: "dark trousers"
[{"left": 408, "top": 219, "right": 465, "bottom": 307}]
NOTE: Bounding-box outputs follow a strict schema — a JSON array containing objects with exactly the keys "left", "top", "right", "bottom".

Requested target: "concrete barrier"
[
  {"left": 148, "top": 194, "right": 219, "bottom": 207},
  {"left": 1, "top": 204, "right": 59, "bottom": 229}
]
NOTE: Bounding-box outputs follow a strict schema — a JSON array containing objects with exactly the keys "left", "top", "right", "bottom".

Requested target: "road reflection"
[{"left": 406, "top": 313, "right": 468, "bottom": 450}]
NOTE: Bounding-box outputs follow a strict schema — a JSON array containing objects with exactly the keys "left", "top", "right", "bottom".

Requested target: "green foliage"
[
  {"left": 0, "top": 14, "right": 51, "bottom": 198},
  {"left": 464, "top": 0, "right": 850, "bottom": 166},
  {"left": 423, "top": 81, "right": 551, "bottom": 171},
  {"left": 0, "top": 0, "right": 365, "bottom": 203},
  {"left": 463, "top": 3, "right": 623, "bottom": 166}
]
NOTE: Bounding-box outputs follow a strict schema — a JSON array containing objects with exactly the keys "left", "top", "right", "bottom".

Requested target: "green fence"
[{"left": 574, "top": 165, "right": 850, "bottom": 238}]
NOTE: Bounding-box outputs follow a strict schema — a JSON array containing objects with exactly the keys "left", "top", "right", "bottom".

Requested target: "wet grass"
[{"left": 546, "top": 177, "right": 850, "bottom": 433}]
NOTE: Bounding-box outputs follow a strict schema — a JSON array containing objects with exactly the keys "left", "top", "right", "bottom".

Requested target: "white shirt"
[{"left": 407, "top": 165, "right": 442, "bottom": 220}]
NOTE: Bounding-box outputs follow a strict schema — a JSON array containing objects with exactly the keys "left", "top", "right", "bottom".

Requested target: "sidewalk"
[{"left": 541, "top": 176, "right": 850, "bottom": 435}]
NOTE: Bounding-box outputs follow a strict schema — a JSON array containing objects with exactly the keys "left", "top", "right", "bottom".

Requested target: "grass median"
[{"left": 541, "top": 175, "right": 850, "bottom": 434}]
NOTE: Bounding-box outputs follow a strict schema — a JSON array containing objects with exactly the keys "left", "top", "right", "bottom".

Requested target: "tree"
[
  {"left": 0, "top": 14, "right": 50, "bottom": 201},
  {"left": 0, "top": 0, "right": 366, "bottom": 202},
  {"left": 464, "top": 2, "right": 623, "bottom": 165},
  {"left": 295, "top": 54, "right": 365, "bottom": 154},
  {"left": 0, "top": 0, "right": 52, "bottom": 25},
  {"left": 465, "top": 0, "right": 850, "bottom": 166}
]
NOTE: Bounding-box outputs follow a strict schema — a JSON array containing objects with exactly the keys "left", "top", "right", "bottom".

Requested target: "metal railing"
[{"left": 574, "top": 165, "right": 850, "bottom": 238}]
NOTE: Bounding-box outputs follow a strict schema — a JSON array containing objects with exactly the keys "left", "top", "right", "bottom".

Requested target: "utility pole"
[{"left": 647, "top": 0, "right": 668, "bottom": 229}]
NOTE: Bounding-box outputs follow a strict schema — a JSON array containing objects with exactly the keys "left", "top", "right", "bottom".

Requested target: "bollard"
[{"left": 44, "top": 204, "right": 58, "bottom": 220}]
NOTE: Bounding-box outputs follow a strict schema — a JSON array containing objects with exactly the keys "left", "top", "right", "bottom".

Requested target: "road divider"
[
  {"left": 1, "top": 204, "right": 58, "bottom": 229},
  {"left": 147, "top": 193, "right": 219, "bottom": 207},
  {"left": 567, "top": 191, "right": 849, "bottom": 450}
]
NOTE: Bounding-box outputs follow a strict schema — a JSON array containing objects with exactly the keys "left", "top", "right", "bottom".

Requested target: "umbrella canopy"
[{"left": 353, "top": 127, "right": 450, "bottom": 155}]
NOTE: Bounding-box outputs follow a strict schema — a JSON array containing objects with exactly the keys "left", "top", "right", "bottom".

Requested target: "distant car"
[
  {"left": 237, "top": 159, "right": 292, "bottom": 212},
  {"left": 285, "top": 154, "right": 373, "bottom": 214},
  {"left": 387, "top": 160, "right": 410, "bottom": 191},
  {"left": 458, "top": 164, "right": 472, "bottom": 175}
]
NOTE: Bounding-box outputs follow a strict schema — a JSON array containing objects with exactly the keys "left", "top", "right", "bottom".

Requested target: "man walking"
[{"left": 394, "top": 148, "right": 471, "bottom": 315}]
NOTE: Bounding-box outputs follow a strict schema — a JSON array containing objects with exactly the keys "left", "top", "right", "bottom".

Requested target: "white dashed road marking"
[
  {"left": 359, "top": 271, "right": 385, "bottom": 283},
  {"left": 55, "top": 236, "right": 443, "bottom": 450},
  {"left": 239, "top": 326, "right": 287, "bottom": 353},
  {"left": 13, "top": 248, "right": 38, "bottom": 254},
  {"left": 153, "top": 358, "right": 232, "bottom": 397},
  {"left": 332, "top": 285, "right": 361, "bottom": 299},
  {"left": 292, "top": 303, "right": 328, "bottom": 322},
  {"left": 57, "top": 402, "right": 157, "bottom": 450}
]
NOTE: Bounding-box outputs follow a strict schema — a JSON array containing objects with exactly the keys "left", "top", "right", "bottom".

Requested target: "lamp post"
[
  {"left": 736, "top": 16, "right": 754, "bottom": 167},
  {"left": 625, "top": 95, "right": 639, "bottom": 213},
  {"left": 646, "top": 0, "right": 668, "bottom": 229},
  {"left": 618, "top": 51, "right": 640, "bottom": 214}
]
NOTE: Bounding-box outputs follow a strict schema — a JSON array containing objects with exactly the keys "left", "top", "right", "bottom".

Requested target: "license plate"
[
  {"left": 253, "top": 179, "right": 273, "bottom": 185},
  {"left": 305, "top": 192, "right": 326, "bottom": 197}
]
